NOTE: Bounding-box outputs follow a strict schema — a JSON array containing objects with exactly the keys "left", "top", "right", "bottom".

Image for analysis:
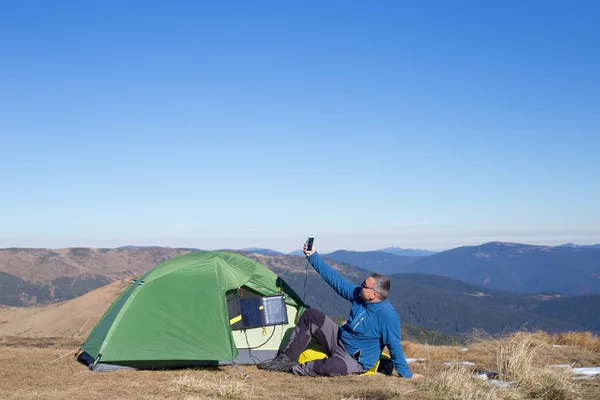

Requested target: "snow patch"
[
  {"left": 549, "top": 365, "right": 600, "bottom": 378},
  {"left": 476, "top": 372, "right": 514, "bottom": 388},
  {"left": 443, "top": 361, "right": 475, "bottom": 366},
  {"left": 488, "top": 380, "right": 514, "bottom": 388},
  {"left": 572, "top": 367, "right": 600, "bottom": 376}
]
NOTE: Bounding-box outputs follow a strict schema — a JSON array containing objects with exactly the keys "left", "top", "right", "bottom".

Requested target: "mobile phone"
[{"left": 307, "top": 236, "right": 314, "bottom": 252}]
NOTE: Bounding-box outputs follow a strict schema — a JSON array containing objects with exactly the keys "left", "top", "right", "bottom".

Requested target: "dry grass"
[
  {"left": 553, "top": 332, "right": 600, "bottom": 353},
  {"left": 472, "top": 331, "right": 584, "bottom": 400},
  {"left": 169, "top": 374, "right": 253, "bottom": 399},
  {"left": 404, "top": 340, "right": 491, "bottom": 366},
  {"left": 0, "top": 333, "right": 598, "bottom": 400},
  {"left": 426, "top": 363, "right": 507, "bottom": 400}
]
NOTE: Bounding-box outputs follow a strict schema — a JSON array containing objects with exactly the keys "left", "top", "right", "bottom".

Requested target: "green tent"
[{"left": 77, "top": 251, "right": 307, "bottom": 371}]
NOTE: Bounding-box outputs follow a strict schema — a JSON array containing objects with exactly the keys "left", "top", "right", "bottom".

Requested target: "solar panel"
[
  {"left": 227, "top": 294, "right": 288, "bottom": 330},
  {"left": 261, "top": 295, "right": 288, "bottom": 326}
]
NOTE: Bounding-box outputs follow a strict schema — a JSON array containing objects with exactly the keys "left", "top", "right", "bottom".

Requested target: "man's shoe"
[
  {"left": 270, "top": 357, "right": 298, "bottom": 373},
  {"left": 257, "top": 353, "right": 297, "bottom": 372},
  {"left": 257, "top": 353, "right": 286, "bottom": 370}
]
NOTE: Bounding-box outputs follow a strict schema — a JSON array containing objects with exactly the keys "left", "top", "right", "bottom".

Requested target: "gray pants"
[{"left": 282, "top": 308, "right": 366, "bottom": 377}]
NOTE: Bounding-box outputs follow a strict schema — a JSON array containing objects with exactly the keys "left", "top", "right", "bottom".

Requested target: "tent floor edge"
[
  {"left": 223, "top": 349, "right": 278, "bottom": 365},
  {"left": 83, "top": 350, "right": 281, "bottom": 372}
]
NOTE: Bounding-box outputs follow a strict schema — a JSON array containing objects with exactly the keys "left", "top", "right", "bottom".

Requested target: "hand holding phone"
[
  {"left": 307, "top": 236, "right": 314, "bottom": 252},
  {"left": 304, "top": 236, "right": 315, "bottom": 257}
]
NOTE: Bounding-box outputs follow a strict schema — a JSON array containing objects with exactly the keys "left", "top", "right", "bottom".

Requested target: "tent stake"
[{"left": 232, "top": 361, "right": 249, "bottom": 380}]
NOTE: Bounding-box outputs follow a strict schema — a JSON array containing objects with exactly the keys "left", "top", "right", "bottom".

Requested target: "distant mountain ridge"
[
  {"left": 389, "top": 242, "right": 600, "bottom": 295},
  {"left": 377, "top": 247, "right": 436, "bottom": 256},
  {"left": 324, "top": 250, "right": 421, "bottom": 274},
  {"left": 238, "top": 243, "right": 599, "bottom": 256},
  {"left": 559, "top": 243, "right": 600, "bottom": 249},
  {"left": 316, "top": 242, "right": 600, "bottom": 295},
  {"left": 239, "top": 248, "right": 285, "bottom": 256}
]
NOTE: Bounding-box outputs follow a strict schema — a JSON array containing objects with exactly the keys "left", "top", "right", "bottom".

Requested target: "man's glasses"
[{"left": 361, "top": 281, "right": 381, "bottom": 295}]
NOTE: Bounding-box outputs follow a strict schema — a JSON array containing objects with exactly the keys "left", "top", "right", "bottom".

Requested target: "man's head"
[{"left": 359, "top": 273, "right": 390, "bottom": 302}]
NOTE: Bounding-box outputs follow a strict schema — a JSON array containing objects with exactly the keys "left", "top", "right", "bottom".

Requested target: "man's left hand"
[{"left": 303, "top": 242, "right": 316, "bottom": 258}]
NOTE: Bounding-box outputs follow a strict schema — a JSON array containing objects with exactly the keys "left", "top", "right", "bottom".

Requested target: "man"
[{"left": 258, "top": 242, "right": 424, "bottom": 379}]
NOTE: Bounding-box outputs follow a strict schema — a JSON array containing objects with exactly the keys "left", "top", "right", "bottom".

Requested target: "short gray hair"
[{"left": 370, "top": 273, "right": 390, "bottom": 299}]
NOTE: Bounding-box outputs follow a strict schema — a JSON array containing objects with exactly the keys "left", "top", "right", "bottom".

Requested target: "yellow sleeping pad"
[{"left": 298, "top": 345, "right": 391, "bottom": 375}]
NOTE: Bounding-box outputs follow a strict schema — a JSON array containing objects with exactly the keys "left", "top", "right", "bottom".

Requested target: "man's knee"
[
  {"left": 313, "top": 357, "right": 348, "bottom": 377},
  {"left": 301, "top": 308, "right": 326, "bottom": 326}
]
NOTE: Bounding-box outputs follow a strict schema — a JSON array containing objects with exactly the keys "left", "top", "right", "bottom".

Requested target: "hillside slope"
[
  {"left": 0, "top": 278, "right": 131, "bottom": 337},
  {"left": 0, "top": 247, "right": 195, "bottom": 306}
]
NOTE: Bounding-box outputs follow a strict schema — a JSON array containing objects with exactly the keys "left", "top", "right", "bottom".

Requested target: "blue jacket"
[{"left": 308, "top": 252, "right": 413, "bottom": 378}]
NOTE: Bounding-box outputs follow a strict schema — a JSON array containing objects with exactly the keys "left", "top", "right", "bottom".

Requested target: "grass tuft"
[
  {"left": 426, "top": 363, "right": 504, "bottom": 400},
  {"left": 170, "top": 374, "right": 252, "bottom": 399},
  {"left": 472, "top": 331, "right": 582, "bottom": 400}
]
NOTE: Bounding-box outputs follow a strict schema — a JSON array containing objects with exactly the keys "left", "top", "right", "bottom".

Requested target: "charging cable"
[{"left": 303, "top": 258, "right": 310, "bottom": 303}]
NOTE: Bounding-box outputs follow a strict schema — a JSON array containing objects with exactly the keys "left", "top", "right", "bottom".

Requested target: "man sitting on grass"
[{"left": 258, "top": 242, "right": 424, "bottom": 379}]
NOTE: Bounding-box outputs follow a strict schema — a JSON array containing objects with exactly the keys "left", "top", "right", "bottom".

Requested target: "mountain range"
[
  {"left": 324, "top": 242, "right": 600, "bottom": 295},
  {"left": 239, "top": 252, "right": 599, "bottom": 335},
  {"left": 1, "top": 245, "right": 599, "bottom": 336},
  {"left": 239, "top": 247, "right": 437, "bottom": 257},
  {"left": 3, "top": 242, "right": 600, "bottom": 300},
  {"left": 323, "top": 250, "right": 421, "bottom": 274}
]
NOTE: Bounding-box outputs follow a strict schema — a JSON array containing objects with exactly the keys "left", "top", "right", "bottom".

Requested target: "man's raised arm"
[{"left": 306, "top": 251, "right": 357, "bottom": 302}]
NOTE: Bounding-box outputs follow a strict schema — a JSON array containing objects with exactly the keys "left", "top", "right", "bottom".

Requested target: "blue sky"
[{"left": 0, "top": 0, "right": 598, "bottom": 252}]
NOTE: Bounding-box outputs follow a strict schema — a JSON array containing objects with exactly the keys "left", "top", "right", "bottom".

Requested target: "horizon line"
[{"left": 1, "top": 240, "right": 599, "bottom": 253}]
